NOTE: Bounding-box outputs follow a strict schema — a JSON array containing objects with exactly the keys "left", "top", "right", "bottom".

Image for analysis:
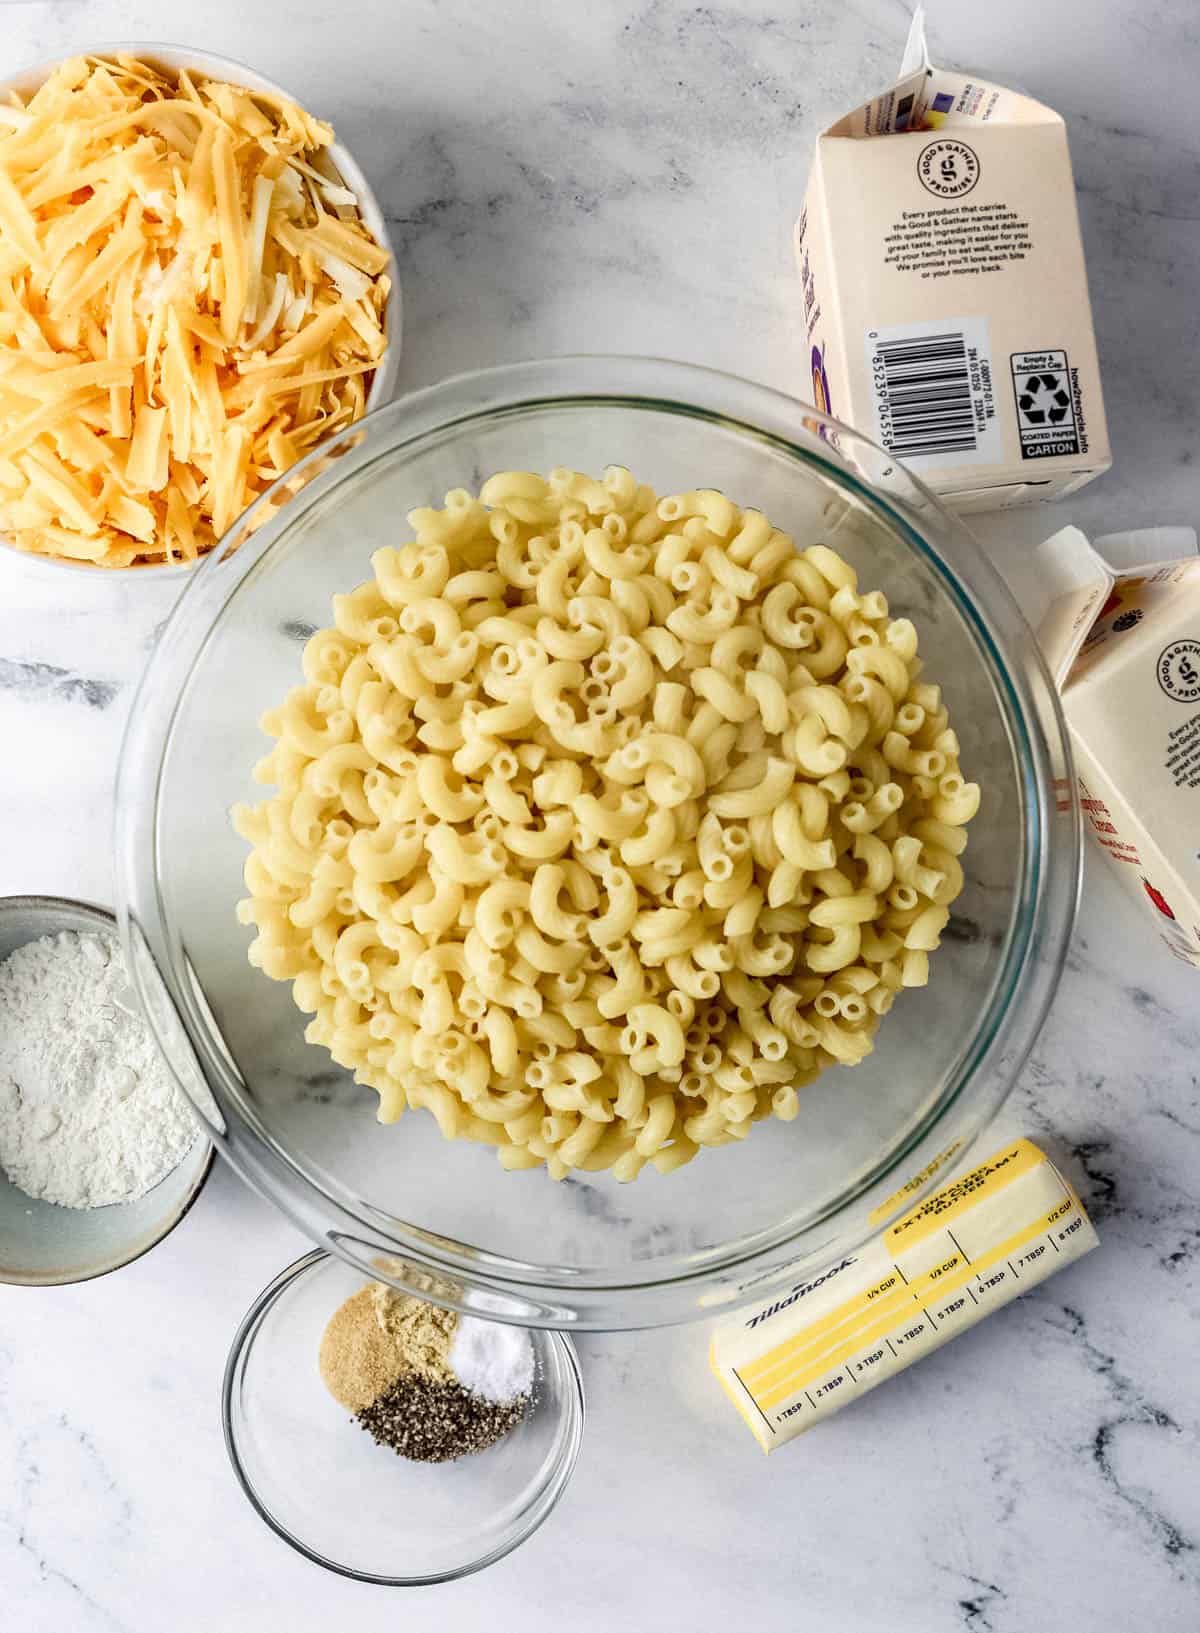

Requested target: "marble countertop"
[{"left": 2, "top": 2, "right": 1198, "bottom": 1628}]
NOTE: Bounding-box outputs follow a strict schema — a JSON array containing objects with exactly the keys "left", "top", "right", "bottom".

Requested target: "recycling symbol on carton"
[{"left": 1017, "top": 371, "right": 1072, "bottom": 427}]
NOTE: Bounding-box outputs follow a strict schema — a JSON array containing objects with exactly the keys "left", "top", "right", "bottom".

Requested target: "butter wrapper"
[{"left": 710, "top": 1139, "right": 1097, "bottom": 1451}]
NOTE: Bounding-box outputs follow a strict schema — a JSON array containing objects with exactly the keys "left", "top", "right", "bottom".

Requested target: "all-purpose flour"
[{"left": 0, "top": 929, "right": 197, "bottom": 1208}]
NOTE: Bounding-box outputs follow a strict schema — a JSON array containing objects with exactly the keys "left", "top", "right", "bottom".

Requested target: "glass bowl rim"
[
  {"left": 220, "top": 1247, "right": 586, "bottom": 1585},
  {"left": 117, "top": 353, "right": 1079, "bottom": 1326}
]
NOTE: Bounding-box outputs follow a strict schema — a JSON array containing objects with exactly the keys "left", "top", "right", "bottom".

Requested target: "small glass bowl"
[{"left": 222, "top": 1250, "right": 585, "bottom": 1584}]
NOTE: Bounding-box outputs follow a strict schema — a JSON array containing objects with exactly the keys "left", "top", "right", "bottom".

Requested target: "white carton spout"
[{"left": 897, "top": 5, "right": 930, "bottom": 82}]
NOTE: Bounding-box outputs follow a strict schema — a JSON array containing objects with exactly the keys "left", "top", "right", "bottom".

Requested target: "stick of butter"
[{"left": 710, "top": 1139, "right": 1098, "bottom": 1451}]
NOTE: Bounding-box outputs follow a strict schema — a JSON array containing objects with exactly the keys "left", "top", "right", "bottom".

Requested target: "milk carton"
[
  {"left": 1033, "top": 526, "right": 1200, "bottom": 967},
  {"left": 797, "top": 10, "right": 1111, "bottom": 513}
]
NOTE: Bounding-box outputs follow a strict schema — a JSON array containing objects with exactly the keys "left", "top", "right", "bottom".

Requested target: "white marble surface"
[{"left": 2, "top": 2, "right": 1199, "bottom": 1628}]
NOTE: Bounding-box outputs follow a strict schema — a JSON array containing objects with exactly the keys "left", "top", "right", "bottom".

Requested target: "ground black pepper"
[{"left": 356, "top": 1373, "right": 530, "bottom": 1462}]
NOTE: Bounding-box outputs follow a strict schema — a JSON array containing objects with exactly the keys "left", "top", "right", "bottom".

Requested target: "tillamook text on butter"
[
  {"left": 710, "top": 1139, "right": 1098, "bottom": 1451},
  {"left": 797, "top": 12, "right": 1111, "bottom": 513}
]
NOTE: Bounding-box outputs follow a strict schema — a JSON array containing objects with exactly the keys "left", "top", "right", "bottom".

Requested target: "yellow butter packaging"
[
  {"left": 796, "top": 10, "right": 1110, "bottom": 512},
  {"left": 710, "top": 1139, "right": 1097, "bottom": 1451},
  {"left": 1032, "top": 525, "right": 1200, "bottom": 968}
]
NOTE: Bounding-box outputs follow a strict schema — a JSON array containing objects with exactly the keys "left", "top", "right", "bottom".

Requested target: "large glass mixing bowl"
[{"left": 116, "top": 357, "right": 1079, "bottom": 1329}]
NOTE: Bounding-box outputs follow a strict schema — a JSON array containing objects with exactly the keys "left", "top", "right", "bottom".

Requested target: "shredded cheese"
[{"left": 0, "top": 55, "right": 390, "bottom": 567}]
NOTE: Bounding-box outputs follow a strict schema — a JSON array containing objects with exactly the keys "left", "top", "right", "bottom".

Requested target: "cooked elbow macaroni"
[{"left": 235, "top": 468, "right": 979, "bottom": 1181}]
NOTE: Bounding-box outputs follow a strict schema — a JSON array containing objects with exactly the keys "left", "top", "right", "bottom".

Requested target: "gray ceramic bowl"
[{"left": 0, "top": 895, "right": 213, "bottom": 1286}]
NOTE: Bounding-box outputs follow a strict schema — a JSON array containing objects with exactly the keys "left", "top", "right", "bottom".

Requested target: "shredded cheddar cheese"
[{"left": 0, "top": 55, "right": 390, "bottom": 568}]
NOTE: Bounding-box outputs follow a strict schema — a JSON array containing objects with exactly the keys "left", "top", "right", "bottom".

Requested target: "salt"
[{"left": 449, "top": 1315, "right": 534, "bottom": 1404}]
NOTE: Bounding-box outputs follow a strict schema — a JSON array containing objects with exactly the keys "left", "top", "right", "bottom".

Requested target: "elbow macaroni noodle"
[{"left": 235, "top": 468, "right": 979, "bottom": 1181}]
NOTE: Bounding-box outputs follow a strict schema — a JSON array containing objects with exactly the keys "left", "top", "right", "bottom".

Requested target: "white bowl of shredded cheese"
[{"left": 0, "top": 44, "right": 401, "bottom": 576}]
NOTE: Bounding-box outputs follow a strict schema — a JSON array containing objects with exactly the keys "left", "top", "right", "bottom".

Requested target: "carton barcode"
[{"left": 871, "top": 330, "right": 977, "bottom": 459}]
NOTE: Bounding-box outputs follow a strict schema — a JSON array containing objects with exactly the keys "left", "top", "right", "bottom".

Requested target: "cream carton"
[
  {"left": 1032, "top": 525, "right": 1200, "bottom": 967},
  {"left": 797, "top": 10, "right": 1111, "bottom": 512}
]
